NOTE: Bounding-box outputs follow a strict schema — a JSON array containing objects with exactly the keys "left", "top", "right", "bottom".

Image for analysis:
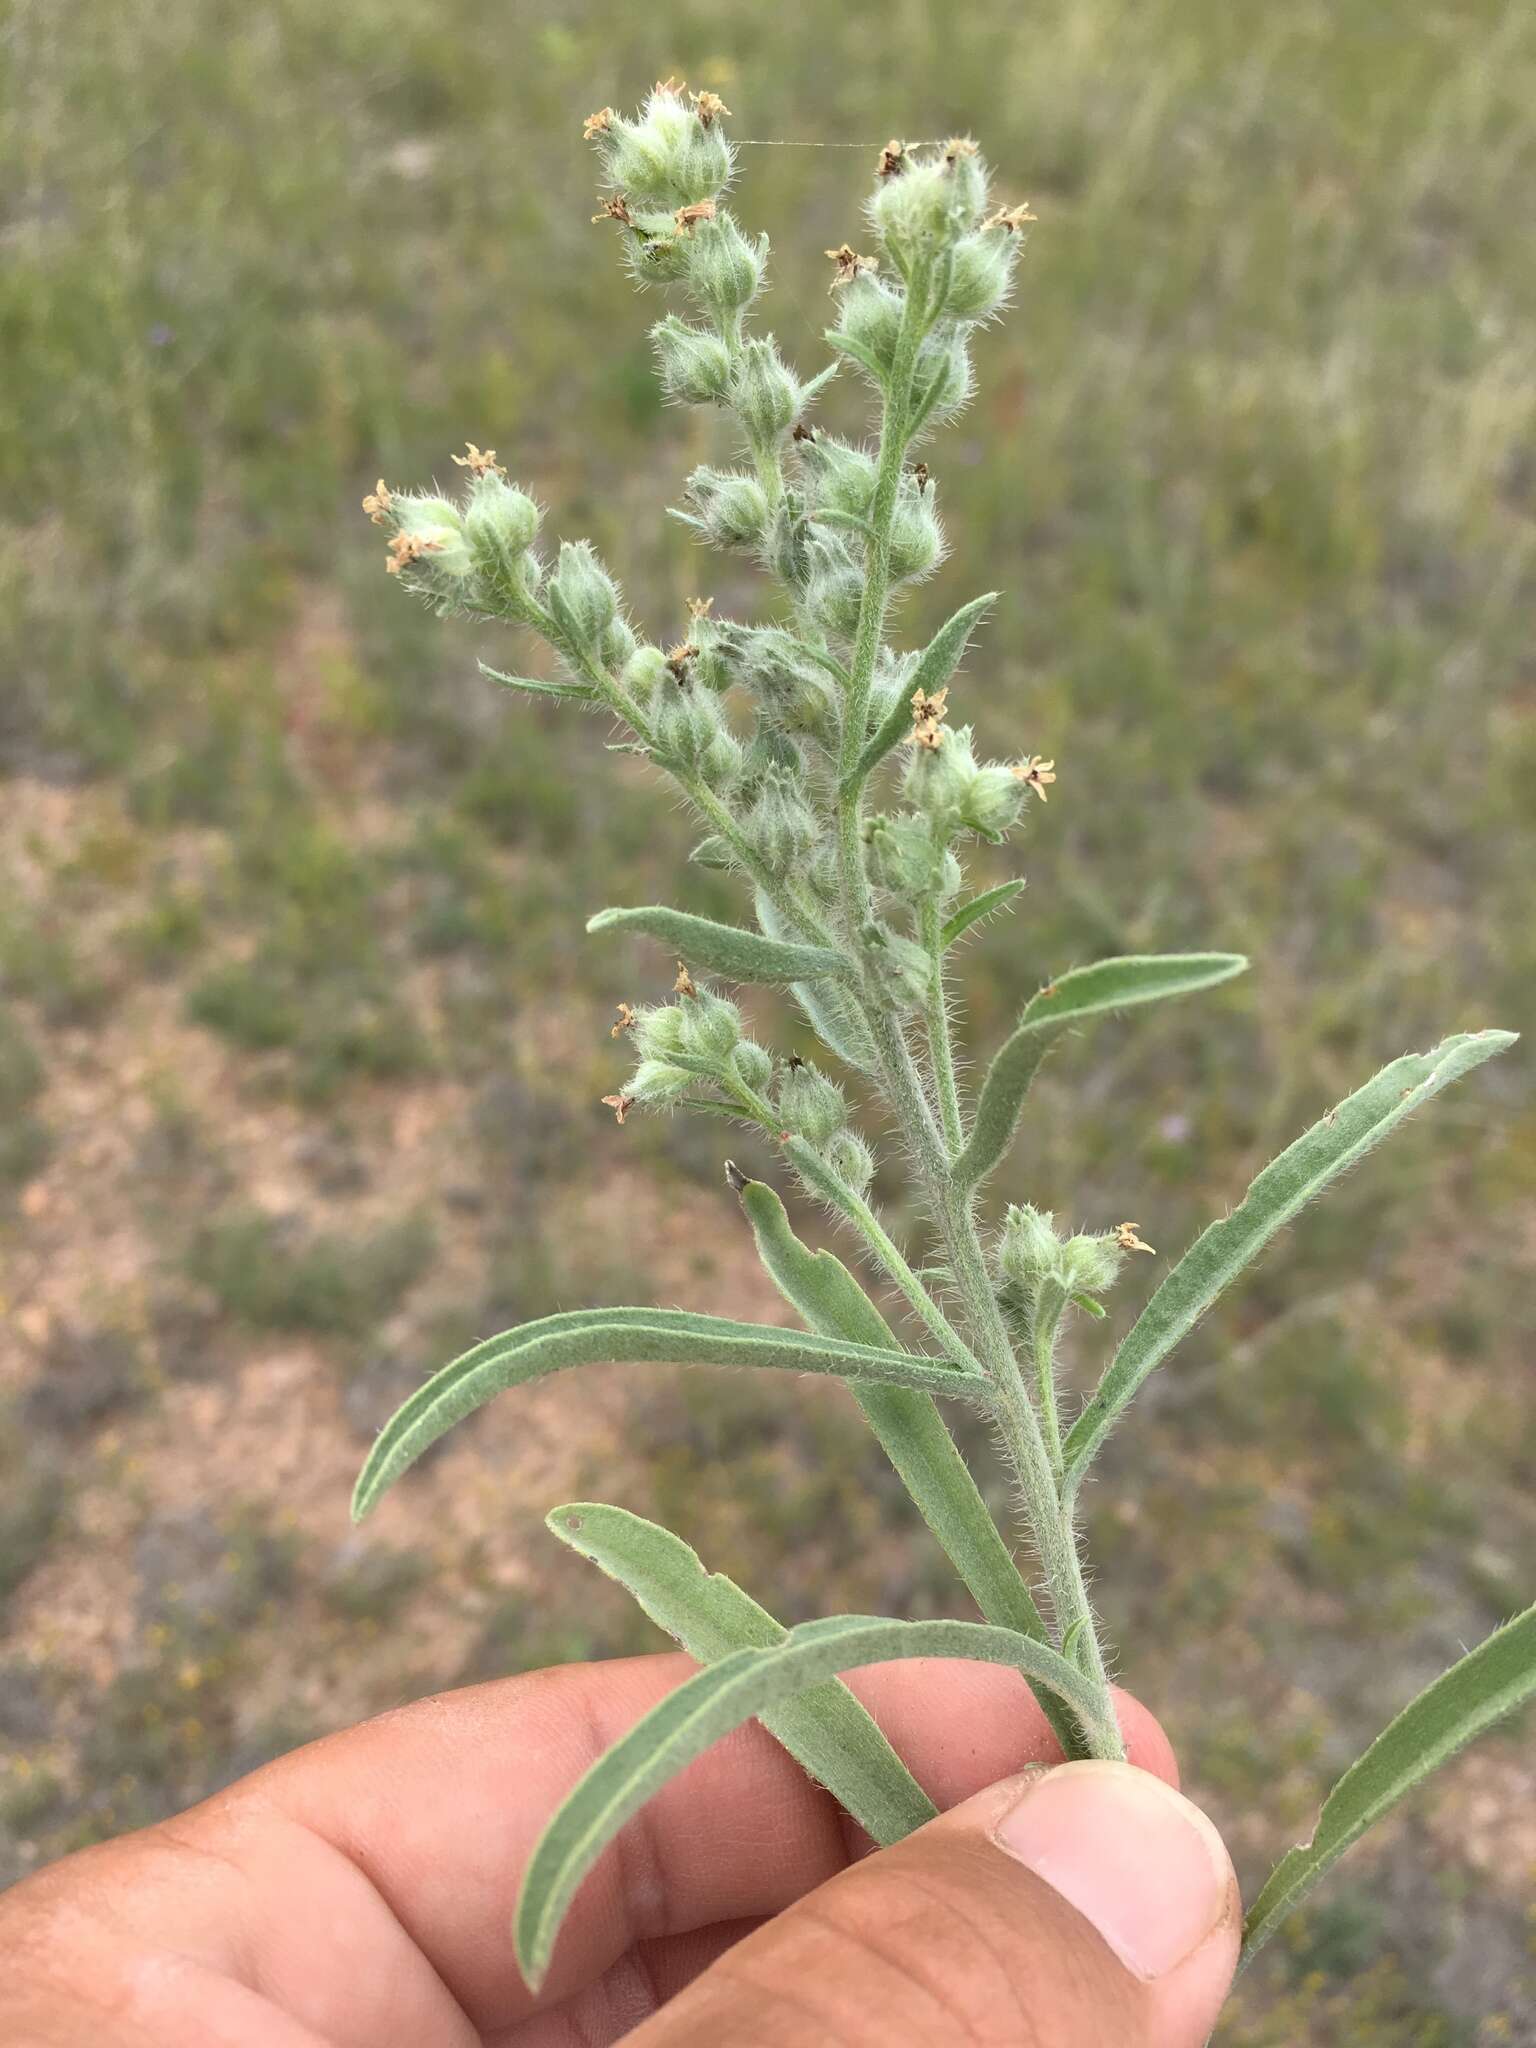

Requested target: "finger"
[
  {"left": 626, "top": 1760, "right": 1241, "bottom": 2047},
  {"left": 223, "top": 1655, "right": 1171, "bottom": 2033}
]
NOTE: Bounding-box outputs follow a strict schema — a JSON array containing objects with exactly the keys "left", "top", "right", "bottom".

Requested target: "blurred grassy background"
[{"left": 2, "top": 0, "right": 1533, "bottom": 2037}]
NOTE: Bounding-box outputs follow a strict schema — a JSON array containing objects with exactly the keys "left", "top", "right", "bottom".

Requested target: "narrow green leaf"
[
  {"left": 587, "top": 905, "right": 850, "bottom": 986},
  {"left": 955, "top": 952, "right": 1249, "bottom": 1191},
  {"left": 849, "top": 592, "right": 999, "bottom": 786},
  {"left": 546, "top": 1502, "right": 936, "bottom": 1845},
  {"left": 814, "top": 507, "right": 880, "bottom": 544},
  {"left": 939, "top": 878, "right": 1026, "bottom": 951},
  {"left": 478, "top": 662, "right": 598, "bottom": 702},
  {"left": 733, "top": 1174, "right": 1089, "bottom": 1754},
  {"left": 1242, "top": 1600, "right": 1536, "bottom": 1964},
  {"left": 825, "top": 330, "right": 888, "bottom": 384},
  {"left": 1062, "top": 1028, "right": 1517, "bottom": 1491},
  {"left": 515, "top": 1612, "right": 1100, "bottom": 1988},
  {"left": 352, "top": 1307, "right": 985, "bottom": 1520}
]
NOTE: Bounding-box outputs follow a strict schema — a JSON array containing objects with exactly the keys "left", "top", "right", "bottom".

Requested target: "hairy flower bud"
[
  {"left": 547, "top": 540, "right": 619, "bottom": 653},
  {"left": 654, "top": 675, "right": 730, "bottom": 772},
  {"left": 868, "top": 814, "right": 959, "bottom": 902},
  {"left": 833, "top": 274, "right": 904, "bottom": 379},
  {"left": 700, "top": 726, "right": 744, "bottom": 792},
  {"left": 620, "top": 644, "right": 669, "bottom": 704},
  {"left": 997, "top": 1204, "right": 1124, "bottom": 1305},
  {"left": 729, "top": 338, "right": 800, "bottom": 448},
  {"left": 634, "top": 1004, "right": 689, "bottom": 1061},
  {"left": 652, "top": 316, "right": 734, "bottom": 405},
  {"left": 963, "top": 761, "right": 1025, "bottom": 840},
  {"left": 821, "top": 1129, "right": 874, "bottom": 1197},
  {"left": 680, "top": 988, "right": 743, "bottom": 1061},
  {"left": 592, "top": 84, "right": 733, "bottom": 211},
  {"left": 389, "top": 493, "right": 474, "bottom": 586},
  {"left": 463, "top": 472, "right": 541, "bottom": 585},
  {"left": 888, "top": 480, "right": 945, "bottom": 582},
  {"left": 944, "top": 226, "right": 1018, "bottom": 323},
  {"left": 684, "top": 214, "right": 767, "bottom": 323},
  {"left": 683, "top": 467, "right": 770, "bottom": 551},
  {"left": 731, "top": 628, "right": 837, "bottom": 741},
  {"left": 868, "top": 145, "right": 988, "bottom": 274},
  {"left": 864, "top": 926, "right": 933, "bottom": 1009},
  {"left": 800, "top": 535, "right": 864, "bottom": 641},
  {"left": 731, "top": 1039, "right": 773, "bottom": 1092},
  {"left": 745, "top": 768, "right": 819, "bottom": 873},
  {"left": 796, "top": 434, "right": 878, "bottom": 518},
  {"left": 626, "top": 1056, "right": 695, "bottom": 1105},
  {"left": 776, "top": 1061, "right": 848, "bottom": 1145},
  {"left": 913, "top": 330, "right": 974, "bottom": 422}
]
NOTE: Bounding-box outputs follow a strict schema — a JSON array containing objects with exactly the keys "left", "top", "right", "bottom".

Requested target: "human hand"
[{"left": 0, "top": 1653, "right": 1239, "bottom": 2045}]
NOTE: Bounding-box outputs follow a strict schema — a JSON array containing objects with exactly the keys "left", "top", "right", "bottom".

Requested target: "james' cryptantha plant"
[{"left": 353, "top": 81, "right": 1532, "bottom": 1988}]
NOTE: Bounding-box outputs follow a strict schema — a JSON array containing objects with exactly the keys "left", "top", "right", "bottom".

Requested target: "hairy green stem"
[
  {"left": 921, "top": 899, "right": 964, "bottom": 1156},
  {"left": 834, "top": 257, "right": 932, "bottom": 929},
  {"left": 784, "top": 1138, "right": 984, "bottom": 1375}
]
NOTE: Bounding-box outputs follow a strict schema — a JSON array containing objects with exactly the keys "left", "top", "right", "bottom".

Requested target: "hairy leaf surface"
[
  {"left": 956, "top": 953, "right": 1249, "bottom": 1189},
  {"left": 1062, "top": 1029, "right": 1517, "bottom": 1490},
  {"left": 353, "top": 1307, "right": 985, "bottom": 1519},
  {"left": 587, "top": 906, "right": 850, "bottom": 985},
  {"left": 547, "top": 1502, "right": 936, "bottom": 1843},
  {"left": 1242, "top": 1600, "right": 1536, "bottom": 1962},
  {"left": 515, "top": 1613, "right": 1100, "bottom": 1987}
]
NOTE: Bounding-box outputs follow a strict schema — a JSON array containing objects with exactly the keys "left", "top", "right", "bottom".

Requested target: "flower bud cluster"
[
  {"left": 996, "top": 1204, "right": 1126, "bottom": 1311},
  {"left": 902, "top": 723, "right": 1026, "bottom": 844},
  {"left": 369, "top": 468, "right": 545, "bottom": 618},
  {"left": 616, "top": 982, "right": 772, "bottom": 1110},
  {"left": 587, "top": 81, "right": 734, "bottom": 213},
  {"left": 777, "top": 1061, "right": 874, "bottom": 1197}
]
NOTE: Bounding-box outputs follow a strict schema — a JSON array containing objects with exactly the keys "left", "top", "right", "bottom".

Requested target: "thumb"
[{"left": 632, "top": 1760, "right": 1241, "bottom": 2047}]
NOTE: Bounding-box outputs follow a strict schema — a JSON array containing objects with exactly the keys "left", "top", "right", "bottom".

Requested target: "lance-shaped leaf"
[
  {"left": 352, "top": 1307, "right": 985, "bottom": 1520},
  {"left": 479, "top": 662, "right": 598, "bottom": 703},
  {"left": 1242, "top": 1599, "right": 1536, "bottom": 1964},
  {"left": 515, "top": 1611, "right": 1100, "bottom": 1988},
  {"left": 955, "top": 953, "right": 1249, "bottom": 1191},
  {"left": 940, "top": 878, "right": 1026, "bottom": 952},
  {"left": 733, "top": 1173, "right": 1087, "bottom": 1758},
  {"left": 587, "top": 906, "right": 850, "bottom": 986},
  {"left": 848, "top": 591, "right": 999, "bottom": 787},
  {"left": 547, "top": 1502, "right": 936, "bottom": 1845},
  {"left": 1061, "top": 1028, "right": 1517, "bottom": 1492}
]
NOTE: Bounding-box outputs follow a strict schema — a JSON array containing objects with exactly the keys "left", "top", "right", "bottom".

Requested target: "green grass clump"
[{"left": 186, "top": 1209, "right": 436, "bottom": 1341}]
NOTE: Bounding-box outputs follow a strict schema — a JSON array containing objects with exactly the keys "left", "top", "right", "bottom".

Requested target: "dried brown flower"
[
  {"left": 825, "top": 243, "right": 878, "bottom": 291},
  {"left": 361, "top": 479, "right": 394, "bottom": 525},
  {"left": 582, "top": 107, "right": 615, "bottom": 140},
  {"left": 592, "top": 194, "right": 634, "bottom": 228},
  {"left": 611, "top": 1002, "right": 636, "bottom": 1038},
  {"left": 691, "top": 89, "right": 730, "bottom": 128},
  {"left": 984, "top": 202, "right": 1038, "bottom": 232},
  {"left": 686, "top": 594, "right": 714, "bottom": 619},
  {"left": 674, "top": 199, "right": 717, "bottom": 233},
  {"left": 665, "top": 642, "right": 698, "bottom": 679},
  {"left": 385, "top": 530, "right": 439, "bottom": 576},
  {"left": 674, "top": 961, "right": 697, "bottom": 999},
  {"left": 943, "top": 136, "right": 980, "bottom": 164},
  {"left": 876, "top": 139, "right": 907, "bottom": 180},
  {"left": 601, "top": 1093, "right": 635, "bottom": 1125},
  {"left": 1114, "top": 1221, "right": 1155, "bottom": 1255},
  {"left": 451, "top": 442, "right": 506, "bottom": 479}
]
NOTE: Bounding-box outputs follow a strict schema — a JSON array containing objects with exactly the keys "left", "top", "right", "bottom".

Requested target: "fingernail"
[{"left": 993, "top": 1760, "right": 1231, "bottom": 1981}]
